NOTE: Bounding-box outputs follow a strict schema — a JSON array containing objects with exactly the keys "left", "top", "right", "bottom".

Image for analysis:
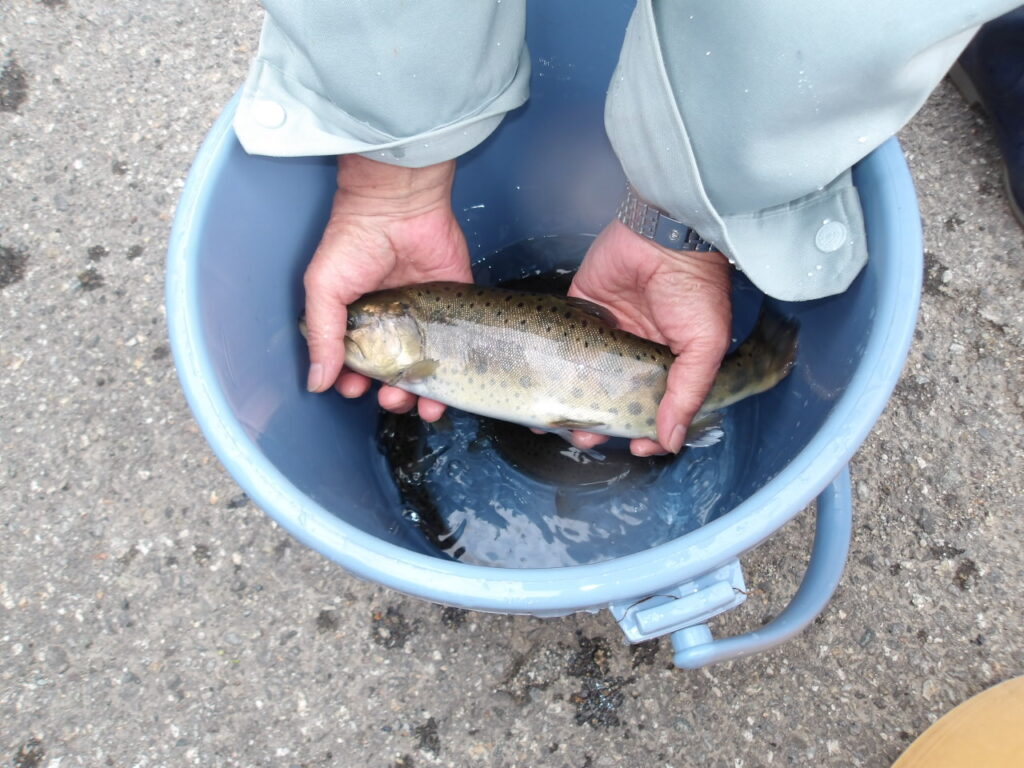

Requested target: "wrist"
[
  {"left": 611, "top": 219, "right": 731, "bottom": 272},
  {"left": 335, "top": 155, "right": 455, "bottom": 217}
]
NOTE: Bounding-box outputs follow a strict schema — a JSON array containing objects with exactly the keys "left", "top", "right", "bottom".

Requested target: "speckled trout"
[{"left": 337, "top": 282, "right": 798, "bottom": 446}]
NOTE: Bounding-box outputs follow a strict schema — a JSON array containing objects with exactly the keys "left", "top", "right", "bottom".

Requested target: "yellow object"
[{"left": 893, "top": 676, "right": 1024, "bottom": 767}]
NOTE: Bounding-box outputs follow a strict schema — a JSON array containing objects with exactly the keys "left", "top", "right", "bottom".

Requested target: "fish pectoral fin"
[
  {"left": 388, "top": 359, "right": 439, "bottom": 386},
  {"left": 547, "top": 418, "right": 608, "bottom": 431},
  {"left": 685, "top": 413, "right": 725, "bottom": 448},
  {"left": 563, "top": 297, "right": 619, "bottom": 328}
]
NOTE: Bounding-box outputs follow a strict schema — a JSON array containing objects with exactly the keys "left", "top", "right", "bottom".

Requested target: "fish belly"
[{"left": 407, "top": 322, "right": 662, "bottom": 439}]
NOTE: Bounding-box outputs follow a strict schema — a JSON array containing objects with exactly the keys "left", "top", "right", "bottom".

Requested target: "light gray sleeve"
[
  {"left": 605, "top": 0, "right": 1017, "bottom": 301},
  {"left": 234, "top": 1, "right": 529, "bottom": 168}
]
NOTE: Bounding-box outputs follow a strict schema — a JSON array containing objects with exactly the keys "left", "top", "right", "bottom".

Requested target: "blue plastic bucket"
[{"left": 166, "top": 1, "right": 922, "bottom": 668}]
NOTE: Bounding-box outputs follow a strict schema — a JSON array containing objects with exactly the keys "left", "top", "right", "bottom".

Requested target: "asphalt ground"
[{"left": 1, "top": 2, "right": 1022, "bottom": 767}]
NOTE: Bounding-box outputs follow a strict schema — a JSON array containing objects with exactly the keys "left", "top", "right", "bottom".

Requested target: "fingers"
[
  {"left": 377, "top": 388, "right": 444, "bottom": 420},
  {"left": 335, "top": 370, "right": 371, "bottom": 398},
  {"left": 417, "top": 397, "right": 447, "bottom": 422},
  {"left": 570, "top": 431, "right": 609, "bottom": 450},
  {"left": 629, "top": 437, "right": 666, "bottom": 457},
  {"left": 302, "top": 260, "right": 351, "bottom": 393},
  {"left": 378, "top": 385, "right": 417, "bottom": 414},
  {"left": 336, "top": 373, "right": 443, "bottom": 421},
  {"left": 656, "top": 337, "right": 728, "bottom": 453}
]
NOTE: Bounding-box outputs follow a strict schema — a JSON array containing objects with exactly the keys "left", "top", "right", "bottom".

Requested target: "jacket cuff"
[
  {"left": 604, "top": 1, "right": 867, "bottom": 301},
  {"left": 234, "top": 51, "right": 530, "bottom": 168}
]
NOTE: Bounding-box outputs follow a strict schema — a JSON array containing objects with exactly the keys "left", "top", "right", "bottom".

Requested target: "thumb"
[
  {"left": 656, "top": 337, "right": 726, "bottom": 453},
  {"left": 302, "top": 270, "right": 349, "bottom": 393}
]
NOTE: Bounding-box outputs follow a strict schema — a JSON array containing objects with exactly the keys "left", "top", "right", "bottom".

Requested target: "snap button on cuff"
[
  {"left": 815, "top": 220, "right": 847, "bottom": 253},
  {"left": 252, "top": 99, "right": 286, "bottom": 129}
]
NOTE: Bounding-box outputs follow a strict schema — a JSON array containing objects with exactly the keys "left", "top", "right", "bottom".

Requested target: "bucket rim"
[{"left": 166, "top": 92, "right": 921, "bottom": 614}]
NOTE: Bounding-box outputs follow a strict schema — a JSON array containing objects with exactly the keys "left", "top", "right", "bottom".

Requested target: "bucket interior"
[{"left": 180, "top": 1, "right": 903, "bottom": 570}]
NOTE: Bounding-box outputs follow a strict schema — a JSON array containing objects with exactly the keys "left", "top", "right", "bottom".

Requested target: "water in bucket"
[{"left": 372, "top": 234, "right": 770, "bottom": 568}]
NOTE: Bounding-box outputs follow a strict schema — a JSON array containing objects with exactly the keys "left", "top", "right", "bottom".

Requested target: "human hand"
[
  {"left": 303, "top": 154, "right": 472, "bottom": 420},
  {"left": 567, "top": 220, "right": 732, "bottom": 456}
]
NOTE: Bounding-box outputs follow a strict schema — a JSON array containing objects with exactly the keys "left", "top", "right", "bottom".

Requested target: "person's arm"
[
  {"left": 235, "top": 1, "right": 529, "bottom": 406},
  {"left": 605, "top": 0, "right": 1014, "bottom": 301},
  {"left": 575, "top": 0, "right": 1016, "bottom": 454},
  {"left": 302, "top": 155, "right": 471, "bottom": 420}
]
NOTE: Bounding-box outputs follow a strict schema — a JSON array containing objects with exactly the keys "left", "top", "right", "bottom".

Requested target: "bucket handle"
[{"left": 670, "top": 465, "right": 853, "bottom": 668}]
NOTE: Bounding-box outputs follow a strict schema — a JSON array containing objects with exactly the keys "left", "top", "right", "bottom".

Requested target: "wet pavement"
[{"left": 1, "top": 2, "right": 1021, "bottom": 766}]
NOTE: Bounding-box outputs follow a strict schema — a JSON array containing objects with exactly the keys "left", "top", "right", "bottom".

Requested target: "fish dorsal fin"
[{"left": 563, "top": 297, "right": 619, "bottom": 328}]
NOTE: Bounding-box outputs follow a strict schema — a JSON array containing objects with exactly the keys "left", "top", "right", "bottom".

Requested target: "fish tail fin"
[
  {"left": 704, "top": 305, "right": 799, "bottom": 412},
  {"left": 745, "top": 305, "right": 799, "bottom": 383}
]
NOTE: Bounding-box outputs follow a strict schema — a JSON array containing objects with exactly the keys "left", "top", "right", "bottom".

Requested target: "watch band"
[{"left": 616, "top": 184, "right": 716, "bottom": 252}]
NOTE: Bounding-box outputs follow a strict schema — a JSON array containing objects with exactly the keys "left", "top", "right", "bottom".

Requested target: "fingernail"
[
  {"left": 668, "top": 424, "right": 686, "bottom": 454},
  {"left": 306, "top": 362, "right": 325, "bottom": 392}
]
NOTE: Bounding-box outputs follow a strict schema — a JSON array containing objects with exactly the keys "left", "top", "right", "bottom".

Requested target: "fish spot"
[
  {"left": 646, "top": 417, "right": 656, "bottom": 426},
  {"left": 624, "top": 423, "right": 633, "bottom": 430},
  {"left": 627, "top": 401, "right": 642, "bottom": 415},
  {"left": 519, "top": 376, "right": 533, "bottom": 387},
  {"left": 609, "top": 408, "right": 619, "bottom": 415},
  {"left": 517, "top": 302, "right": 524, "bottom": 308},
  {"left": 504, "top": 295, "right": 513, "bottom": 303},
  {"left": 571, "top": 388, "right": 584, "bottom": 398},
  {"left": 564, "top": 311, "right": 572, "bottom": 319}
]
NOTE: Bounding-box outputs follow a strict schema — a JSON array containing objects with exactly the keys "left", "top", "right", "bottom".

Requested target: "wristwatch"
[{"left": 616, "top": 184, "right": 716, "bottom": 252}]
